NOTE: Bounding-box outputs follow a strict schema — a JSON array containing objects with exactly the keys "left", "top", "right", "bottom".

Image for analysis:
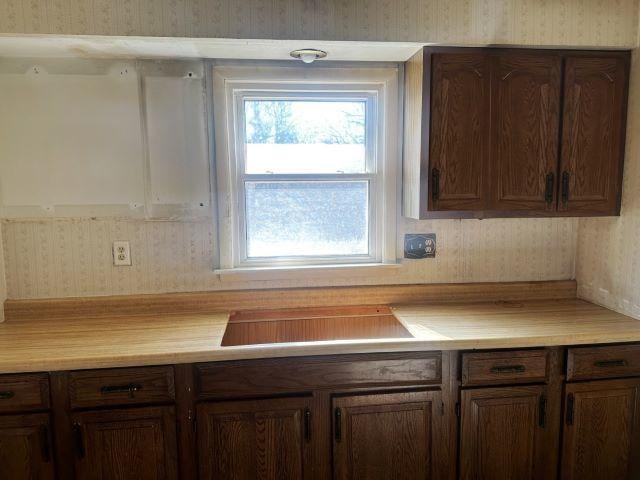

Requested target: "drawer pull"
[
  {"left": 304, "top": 409, "right": 311, "bottom": 442},
  {"left": 490, "top": 365, "right": 526, "bottom": 374},
  {"left": 100, "top": 383, "right": 142, "bottom": 397},
  {"left": 0, "top": 391, "right": 15, "bottom": 400},
  {"left": 334, "top": 408, "right": 342, "bottom": 442},
  {"left": 594, "top": 359, "right": 627, "bottom": 368}
]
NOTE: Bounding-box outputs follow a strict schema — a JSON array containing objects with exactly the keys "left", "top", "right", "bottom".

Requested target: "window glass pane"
[
  {"left": 245, "top": 181, "right": 369, "bottom": 258},
  {"left": 244, "top": 100, "right": 366, "bottom": 174}
]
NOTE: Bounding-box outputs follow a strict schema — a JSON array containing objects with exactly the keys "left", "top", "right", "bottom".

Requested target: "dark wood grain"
[
  {"left": 567, "top": 344, "right": 640, "bottom": 381},
  {"left": 461, "top": 349, "right": 548, "bottom": 386},
  {"left": 559, "top": 55, "right": 629, "bottom": 215},
  {"left": 0, "top": 373, "right": 50, "bottom": 413},
  {"left": 332, "top": 390, "right": 442, "bottom": 480},
  {"left": 0, "top": 413, "right": 55, "bottom": 480},
  {"left": 196, "top": 352, "right": 442, "bottom": 399},
  {"left": 174, "top": 364, "right": 197, "bottom": 480},
  {"left": 49, "top": 371, "right": 75, "bottom": 480},
  {"left": 491, "top": 52, "right": 562, "bottom": 211},
  {"left": 72, "top": 405, "right": 178, "bottom": 480},
  {"left": 428, "top": 50, "right": 491, "bottom": 211},
  {"left": 68, "top": 365, "right": 175, "bottom": 409},
  {"left": 222, "top": 305, "right": 412, "bottom": 346},
  {"left": 460, "top": 385, "right": 558, "bottom": 480},
  {"left": 197, "top": 396, "right": 314, "bottom": 480},
  {"left": 561, "top": 378, "right": 640, "bottom": 480}
]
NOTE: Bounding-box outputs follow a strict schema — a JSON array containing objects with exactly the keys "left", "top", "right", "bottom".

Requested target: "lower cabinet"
[
  {"left": 332, "top": 390, "right": 442, "bottom": 480},
  {"left": 561, "top": 378, "right": 640, "bottom": 480},
  {"left": 197, "top": 397, "right": 314, "bottom": 480},
  {"left": 71, "top": 406, "right": 178, "bottom": 479},
  {"left": 460, "top": 386, "right": 556, "bottom": 480},
  {"left": 0, "top": 413, "right": 55, "bottom": 480}
]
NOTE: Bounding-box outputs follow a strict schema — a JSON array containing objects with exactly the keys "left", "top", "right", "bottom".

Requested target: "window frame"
[{"left": 212, "top": 64, "right": 399, "bottom": 273}]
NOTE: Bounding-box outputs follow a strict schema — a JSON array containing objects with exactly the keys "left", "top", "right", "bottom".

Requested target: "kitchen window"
[{"left": 212, "top": 65, "right": 399, "bottom": 275}]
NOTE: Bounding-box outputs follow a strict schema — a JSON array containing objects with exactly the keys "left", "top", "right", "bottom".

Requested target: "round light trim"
[{"left": 290, "top": 48, "right": 328, "bottom": 64}]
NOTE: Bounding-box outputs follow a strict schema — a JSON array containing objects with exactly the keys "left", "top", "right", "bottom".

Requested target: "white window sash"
[{"left": 212, "top": 65, "right": 399, "bottom": 272}]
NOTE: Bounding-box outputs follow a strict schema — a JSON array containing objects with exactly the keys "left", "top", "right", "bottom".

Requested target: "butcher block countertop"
[{"left": 2, "top": 281, "right": 640, "bottom": 374}]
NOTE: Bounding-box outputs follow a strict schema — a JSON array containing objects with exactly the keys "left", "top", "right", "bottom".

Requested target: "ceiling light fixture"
[{"left": 290, "top": 48, "right": 327, "bottom": 64}]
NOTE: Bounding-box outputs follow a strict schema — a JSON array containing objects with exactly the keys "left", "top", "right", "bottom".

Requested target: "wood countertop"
[{"left": 2, "top": 297, "right": 640, "bottom": 374}]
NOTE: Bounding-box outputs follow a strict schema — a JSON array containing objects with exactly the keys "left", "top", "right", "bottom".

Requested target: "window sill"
[{"left": 214, "top": 262, "right": 402, "bottom": 282}]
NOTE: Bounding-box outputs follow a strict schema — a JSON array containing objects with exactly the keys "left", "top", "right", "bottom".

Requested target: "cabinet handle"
[
  {"left": 565, "top": 393, "right": 575, "bottom": 426},
  {"left": 334, "top": 407, "right": 342, "bottom": 442},
  {"left": 0, "top": 391, "right": 14, "bottom": 400},
  {"left": 561, "top": 171, "right": 570, "bottom": 202},
  {"left": 40, "top": 425, "right": 51, "bottom": 462},
  {"left": 545, "top": 172, "right": 555, "bottom": 203},
  {"left": 594, "top": 359, "right": 627, "bottom": 368},
  {"left": 431, "top": 168, "right": 440, "bottom": 201},
  {"left": 490, "top": 365, "right": 525, "bottom": 374},
  {"left": 73, "top": 423, "right": 85, "bottom": 458},
  {"left": 538, "top": 396, "right": 547, "bottom": 428},
  {"left": 304, "top": 409, "right": 311, "bottom": 441},
  {"left": 100, "top": 383, "right": 142, "bottom": 397}
]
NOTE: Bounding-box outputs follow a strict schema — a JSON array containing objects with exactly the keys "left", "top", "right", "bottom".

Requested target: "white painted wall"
[{"left": 0, "top": 222, "right": 6, "bottom": 320}]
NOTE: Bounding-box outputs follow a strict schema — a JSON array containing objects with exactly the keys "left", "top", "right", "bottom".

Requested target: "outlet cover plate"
[
  {"left": 112, "top": 240, "right": 132, "bottom": 266},
  {"left": 404, "top": 234, "right": 436, "bottom": 259}
]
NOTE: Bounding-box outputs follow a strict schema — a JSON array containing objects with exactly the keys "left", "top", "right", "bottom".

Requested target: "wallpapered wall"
[
  {"left": 1, "top": 217, "right": 577, "bottom": 298},
  {"left": 0, "top": 0, "right": 637, "bottom": 47},
  {"left": 576, "top": 51, "right": 640, "bottom": 319},
  {"left": 0, "top": 0, "right": 637, "bottom": 300}
]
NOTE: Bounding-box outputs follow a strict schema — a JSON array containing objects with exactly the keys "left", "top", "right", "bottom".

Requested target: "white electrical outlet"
[{"left": 112, "top": 241, "right": 132, "bottom": 266}]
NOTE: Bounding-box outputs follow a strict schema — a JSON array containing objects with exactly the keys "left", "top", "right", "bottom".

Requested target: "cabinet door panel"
[
  {"left": 460, "top": 386, "right": 557, "bottom": 480},
  {"left": 429, "top": 52, "right": 491, "bottom": 211},
  {"left": 197, "top": 396, "right": 313, "bottom": 480},
  {"left": 559, "top": 56, "right": 629, "bottom": 214},
  {"left": 333, "top": 390, "right": 442, "bottom": 480},
  {"left": 72, "top": 406, "right": 178, "bottom": 480},
  {"left": 492, "top": 53, "right": 562, "bottom": 211},
  {"left": 0, "top": 414, "right": 54, "bottom": 480},
  {"left": 562, "top": 379, "right": 640, "bottom": 480}
]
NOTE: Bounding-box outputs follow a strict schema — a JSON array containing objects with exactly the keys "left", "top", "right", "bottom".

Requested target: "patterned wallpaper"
[
  {"left": 0, "top": 0, "right": 636, "bottom": 300},
  {"left": 0, "top": 0, "right": 637, "bottom": 47},
  {"left": 576, "top": 50, "right": 640, "bottom": 319},
  {"left": 0, "top": 223, "right": 5, "bottom": 318},
  {"left": 1, "top": 217, "right": 577, "bottom": 299}
]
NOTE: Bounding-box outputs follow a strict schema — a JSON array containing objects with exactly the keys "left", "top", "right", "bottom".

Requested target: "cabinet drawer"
[
  {"left": 567, "top": 344, "right": 640, "bottom": 381},
  {"left": 461, "top": 350, "right": 548, "bottom": 386},
  {"left": 196, "top": 352, "right": 441, "bottom": 399},
  {"left": 68, "top": 366, "right": 175, "bottom": 409},
  {"left": 0, "top": 373, "right": 50, "bottom": 412}
]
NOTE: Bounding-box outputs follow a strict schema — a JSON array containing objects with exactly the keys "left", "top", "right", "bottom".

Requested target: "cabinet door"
[
  {"left": 561, "top": 379, "right": 640, "bottom": 480},
  {"left": 559, "top": 55, "right": 629, "bottom": 215},
  {"left": 0, "top": 413, "right": 55, "bottom": 480},
  {"left": 429, "top": 52, "right": 491, "bottom": 211},
  {"left": 72, "top": 406, "right": 178, "bottom": 480},
  {"left": 197, "top": 396, "right": 314, "bottom": 480},
  {"left": 332, "top": 390, "right": 443, "bottom": 480},
  {"left": 491, "top": 53, "right": 562, "bottom": 211},
  {"left": 460, "top": 386, "right": 556, "bottom": 480}
]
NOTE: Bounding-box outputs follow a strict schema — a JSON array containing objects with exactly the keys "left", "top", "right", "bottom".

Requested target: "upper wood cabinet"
[
  {"left": 428, "top": 52, "right": 491, "bottom": 212},
  {"left": 559, "top": 56, "right": 629, "bottom": 215},
  {"left": 491, "top": 53, "right": 562, "bottom": 212},
  {"left": 403, "top": 47, "right": 630, "bottom": 219}
]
